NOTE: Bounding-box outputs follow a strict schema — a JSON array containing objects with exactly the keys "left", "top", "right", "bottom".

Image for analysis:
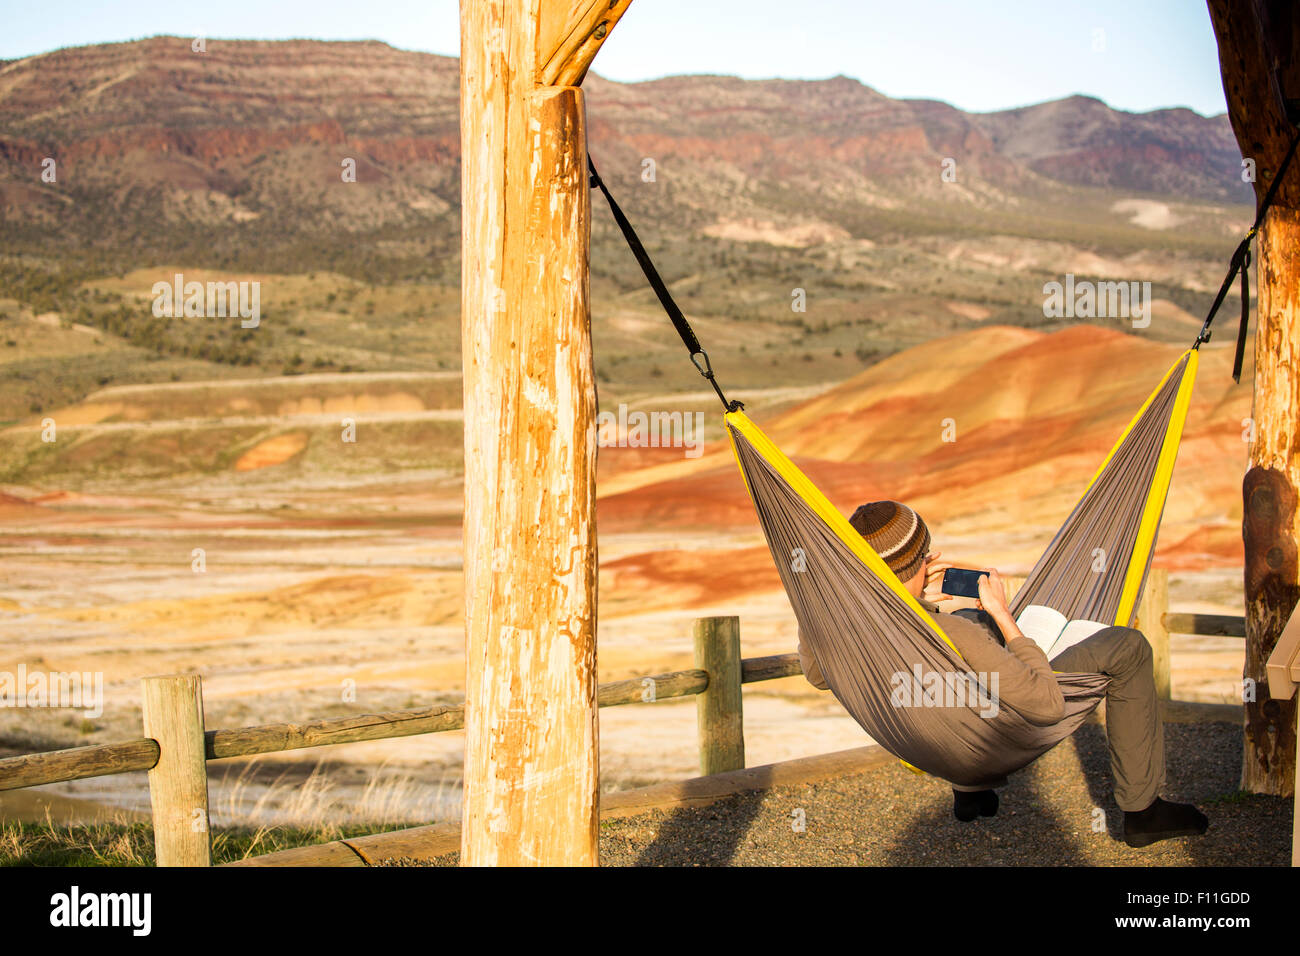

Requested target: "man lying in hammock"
[{"left": 797, "top": 500, "right": 1209, "bottom": 849}]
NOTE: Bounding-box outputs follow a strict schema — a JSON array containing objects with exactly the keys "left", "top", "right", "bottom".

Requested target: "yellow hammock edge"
[
  {"left": 1112, "top": 348, "right": 1199, "bottom": 627},
  {"left": 723, "top": 409, "right": 962, "bottom": 658},
  {"left": 724, "top": 412, "right": 959, "bottom": 780}
]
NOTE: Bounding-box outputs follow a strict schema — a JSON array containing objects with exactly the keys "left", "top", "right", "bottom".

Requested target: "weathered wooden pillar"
[
  {"left": 1243, "top": 205, "right": 1300, "bottom": 794},
  {"left": 459, "top": 0, "right": 632, "bottom": 866},
  {"left": 1209, "top": 0, "right": 1300, "bottom": 796}
]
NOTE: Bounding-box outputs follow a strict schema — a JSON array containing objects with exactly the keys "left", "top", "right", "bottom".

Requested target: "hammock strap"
[
  {"left": 587, "top": 154, "right": 743, "bottom": 413},
  {"left": 1233, "top": 245, "right": 1251, "bottom": 383},
  {"left": 1195, "top": 126, "right": 1300, "bottom": 384}
]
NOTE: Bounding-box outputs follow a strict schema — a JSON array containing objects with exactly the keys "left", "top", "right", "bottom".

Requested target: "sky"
[{"left": 1, "top": 0, "right": 1229, "bottom": 117}]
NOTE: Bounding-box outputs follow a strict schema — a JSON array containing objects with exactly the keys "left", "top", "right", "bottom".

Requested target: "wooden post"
[
  {"left": 1242, "top": 206, "right": 1300, "bottom": 794},
  {"left": 458, "top": 0, "right": 632, "bottom": 866},
  {"left": 141, "top": 675, "right": 210, "bottom": 867},
  {"left": 1294, "top": 717, "right": 1300, "bottom": 866},
  {"left": 1209, "top": 0, "right": 1300, "bottom": 796},
  {"left": 1135, "top": 568, "right": 1171, "bottom": 700},
  {"left": 694, "top": 616, "right": 744, "bottom": 774}
]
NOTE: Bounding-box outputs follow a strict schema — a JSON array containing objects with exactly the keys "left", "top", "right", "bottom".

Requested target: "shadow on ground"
[{"left": 594, "top": 720, "right": 1291, "bottom": 866}]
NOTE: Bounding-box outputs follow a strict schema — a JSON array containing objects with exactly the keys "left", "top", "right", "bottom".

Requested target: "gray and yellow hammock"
[
  {"left": 588, "top": 138, "right": 1285, "bottom": 784},
  {"left": 724, "top": 352, "right": 1192, "bottom": 784}
]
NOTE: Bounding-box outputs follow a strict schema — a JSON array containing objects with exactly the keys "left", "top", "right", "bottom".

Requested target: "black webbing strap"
[
  {"left": 1195, "top": 127, "right": 1300, "bottom": 383},
  {"left": 587, "top": 155, "right": 742, "bottom": 412},
  {"left": 1194, "top": 232, "right": 1253, "bottom": 378},
  {"left": 1233, "top": 246, "right": 1251, "bottom": 382}
]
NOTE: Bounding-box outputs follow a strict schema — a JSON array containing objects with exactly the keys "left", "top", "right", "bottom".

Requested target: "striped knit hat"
[{"left": 848, "top": 500, "right": 931, "bottom": 584}]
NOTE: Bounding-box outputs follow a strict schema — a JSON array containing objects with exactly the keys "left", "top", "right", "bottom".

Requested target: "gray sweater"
[{"left": 796, "top": 596, "right": 1067, "bottom": 726}]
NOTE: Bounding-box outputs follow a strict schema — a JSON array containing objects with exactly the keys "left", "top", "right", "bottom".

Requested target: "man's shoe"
[
  {"left": 953, "top": 788, "right": 999, "bottom": 822},
  {"left": 1122, "top": 797, "right": 1209, "bottom": 848}
]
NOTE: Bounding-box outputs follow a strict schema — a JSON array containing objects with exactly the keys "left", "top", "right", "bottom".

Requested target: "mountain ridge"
[{"left": 0, "top": 36, "right": 1249, "bottom": 275}]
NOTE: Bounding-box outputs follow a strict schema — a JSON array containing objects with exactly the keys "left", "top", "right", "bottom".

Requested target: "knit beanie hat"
[{"left": 848, "top": 500, "right": 931, "bottom": 584}]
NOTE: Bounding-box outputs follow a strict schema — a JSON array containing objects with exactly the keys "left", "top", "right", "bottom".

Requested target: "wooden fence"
[{"left": 0, "top": 569, "right": 1252, "bottom": 866}]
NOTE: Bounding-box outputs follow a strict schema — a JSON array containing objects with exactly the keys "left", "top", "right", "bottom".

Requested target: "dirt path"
[{"left": 393, "top": 720, "right": 1291, "bottom": 867}]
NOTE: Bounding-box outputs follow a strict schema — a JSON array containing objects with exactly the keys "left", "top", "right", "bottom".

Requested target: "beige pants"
[{"left": 950, "top": 621, "right": 1165, "bottom": 813}]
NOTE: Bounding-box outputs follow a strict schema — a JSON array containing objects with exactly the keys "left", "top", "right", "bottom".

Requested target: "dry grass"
[
  {"left": 0, "top": 811, "right": 410, "bottom": 866},
  {"left": 0, "top": 760, "right": 459, "bottom": 866},
  {"left": 210, "top": 757, "right": 462, "bottom": 830}
]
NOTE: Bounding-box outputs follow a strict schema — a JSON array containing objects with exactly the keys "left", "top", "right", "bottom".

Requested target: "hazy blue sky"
[{"left": 3, "top": 0, "right": 1229, "bottom": 116}]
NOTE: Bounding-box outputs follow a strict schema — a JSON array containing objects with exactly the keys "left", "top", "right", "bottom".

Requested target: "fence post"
[
  {"left": 694, "top": 616, "right": 744, "bottom": 775},
  {"left": 1293, "top": 716, "right": 1300, "bottom": 867},
  {"left": 141, "top": 675, "right": 211, "bottom": 866},
  {"left": 1136, "top": 568, "right": 1171, "bottom": 700}
]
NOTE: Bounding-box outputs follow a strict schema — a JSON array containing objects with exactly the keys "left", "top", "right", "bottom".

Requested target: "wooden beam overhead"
[
  {"left": 1208, "top": 0, "right": 1300, "bottom": 209},
  {"left": 537, "top": 0, "right": 635, "bottom": 87}
]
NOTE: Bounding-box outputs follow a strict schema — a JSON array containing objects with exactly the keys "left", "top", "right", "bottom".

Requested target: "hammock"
[
  {"left": 723, "top": 349, "right": 1195, "bottom": 784},
  {"left": 587, "top": 130, "right": 1296, "bottom": 784}
]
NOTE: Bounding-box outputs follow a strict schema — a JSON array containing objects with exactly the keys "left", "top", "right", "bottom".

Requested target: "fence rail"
[
  {"left": 1162, "top": 612, "right": 1247, "bottom": 637},
  {"left": 0, "top": 571, "right": 1251, "bottom": 866},
  {"left": 0, "top": 658, "right": 810, "bottom": 795}
]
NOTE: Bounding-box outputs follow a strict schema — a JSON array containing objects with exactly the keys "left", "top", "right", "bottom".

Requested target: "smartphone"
[{"left": 942, "top": 567, "right": 988, "bottom": 599}]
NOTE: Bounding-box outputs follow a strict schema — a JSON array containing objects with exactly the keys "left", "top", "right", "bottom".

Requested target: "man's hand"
[
  {"left": 976, "top": 568, "right": 1014, "bottom": 624},
  {"left": 923, "top": 551, "right": 955, "bottom": 603},
  {"left": 977, "top": 567, "right": 1032, "bottom": 646}
]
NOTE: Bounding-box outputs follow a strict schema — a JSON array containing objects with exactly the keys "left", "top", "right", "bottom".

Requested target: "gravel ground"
[{"left": 380, "top": 721, "right": 1292, "bottom": 866}]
